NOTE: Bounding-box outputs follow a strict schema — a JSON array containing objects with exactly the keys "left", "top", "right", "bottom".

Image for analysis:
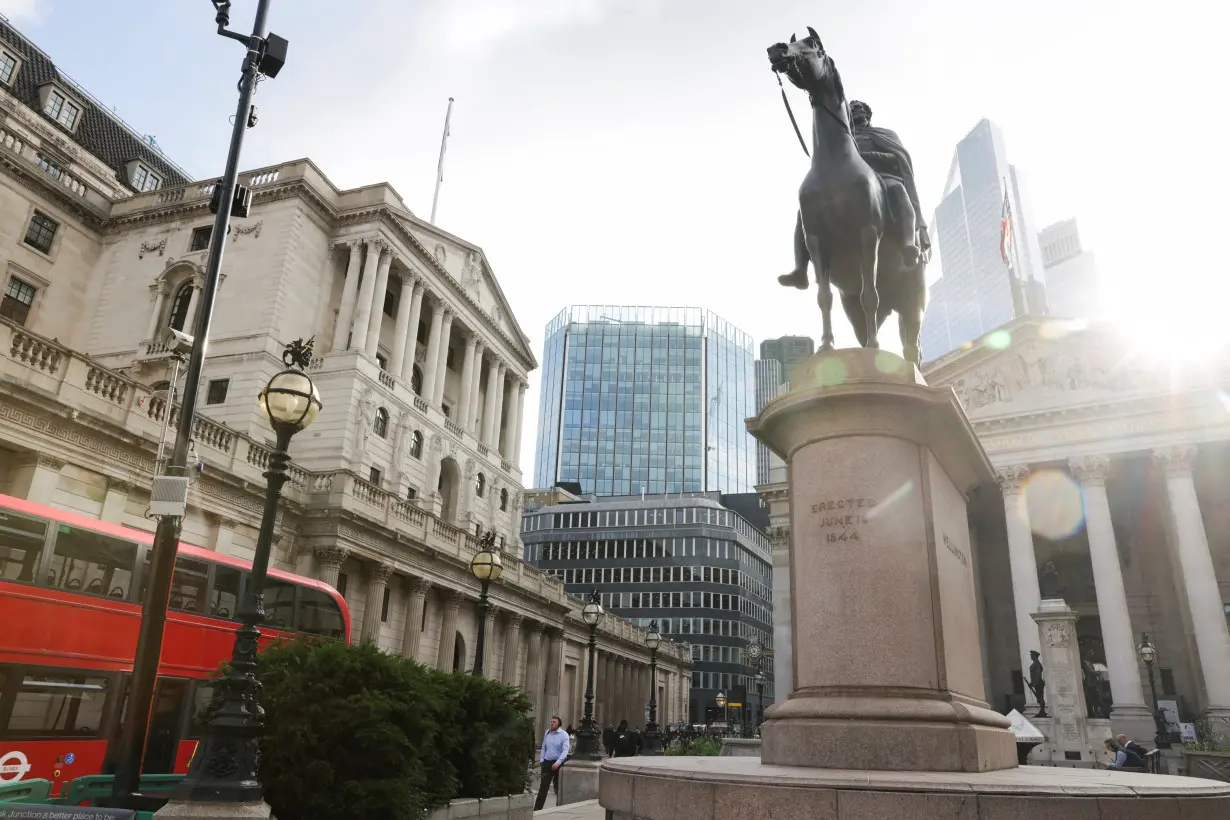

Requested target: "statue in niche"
[
  {"left": 353, "top": 388, "right": 377, "bottom": 458},
  {"left": 1027, "top": 650, "right": 1048, "bottom": 718},
  {"left": 1038, "top": 561, "right": 1062, "bottom": 599}
]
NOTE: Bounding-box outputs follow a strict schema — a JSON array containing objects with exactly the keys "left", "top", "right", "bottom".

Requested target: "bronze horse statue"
[{"left": 768, "top": 29, "right": 927, "bottom": 365}]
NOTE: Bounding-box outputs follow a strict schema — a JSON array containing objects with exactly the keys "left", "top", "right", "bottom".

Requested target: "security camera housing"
[{"left": 166, "top": 328, "right": 196, "bottom": 355}]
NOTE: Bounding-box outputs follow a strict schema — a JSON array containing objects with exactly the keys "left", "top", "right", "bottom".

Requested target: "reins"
[{"left": 775, "top": 72, "right": 810, "bottom": 158}]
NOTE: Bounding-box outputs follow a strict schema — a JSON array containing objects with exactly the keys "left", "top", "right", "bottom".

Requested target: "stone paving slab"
[{"left": 534, "top": 799, "right": 603, "bottom": 818}]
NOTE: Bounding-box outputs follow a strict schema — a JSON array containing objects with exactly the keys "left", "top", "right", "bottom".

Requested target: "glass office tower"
[{"left": 534, "top": 306, "right": 756, "bottom": 497}]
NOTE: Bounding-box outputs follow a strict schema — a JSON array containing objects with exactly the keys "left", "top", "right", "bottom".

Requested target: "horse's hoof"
[
  {"left": 778, "top": 271, "right": 810, "bottom": 290},
  {"left": 819, "top": 342, "right": 835, "bottom": 353}
]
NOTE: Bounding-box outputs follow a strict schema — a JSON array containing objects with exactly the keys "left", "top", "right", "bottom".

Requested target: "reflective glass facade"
[{"left": 534, "top": 306, "right": 756, "bottom": 496}]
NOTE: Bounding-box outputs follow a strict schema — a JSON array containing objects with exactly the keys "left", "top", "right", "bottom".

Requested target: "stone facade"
[
  {"left": 0, "top": 35, "right": 687, "bottom": 733},
  {"left": 758, "top": 317, "right": 1230, "bottom": 739}
]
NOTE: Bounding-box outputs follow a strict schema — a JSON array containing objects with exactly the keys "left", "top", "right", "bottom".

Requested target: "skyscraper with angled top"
[{"left": 534, "top": 306, "right": 756, "bottom": 497}]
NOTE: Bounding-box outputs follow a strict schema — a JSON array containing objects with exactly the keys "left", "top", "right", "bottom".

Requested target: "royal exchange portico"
[{"left": 759, "top": 317, "right": 1230, "bottom": 744}]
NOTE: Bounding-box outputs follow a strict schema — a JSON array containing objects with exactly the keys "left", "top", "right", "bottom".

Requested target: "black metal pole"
[
  {"left": 171, "top": 422, "right": 295, "bottom": 803},
  {"left": 1145, "top": 661, "right": 1169, "bottom": 747},
  {"left": 473, "top": 581, "right": 491, "bottom": 677},
  {"left": 756, "top": 681, "right": 764, "bottom": 736},
  {"left": 575, "top": 624, "right": 602, "bottom": 760},
  {"left": 641, "top": 649, "right": 663, "bottom": 755},
  {"left": 110, "top": 0, "right": 273, "bottom": 801}
]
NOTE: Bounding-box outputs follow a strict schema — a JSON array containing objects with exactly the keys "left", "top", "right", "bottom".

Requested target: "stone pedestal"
[
  {"left": 1030, "top": 598, "right": 1102, "bottom": 764},
  {"left": 155, "top": 800, "right": 272, "bottom": 819},
  {"left": 557, "top": 760, "right": 601, "bottom": 806},
  {"left": 747, "top": 349, "right": 1015, "bottom": 773}
]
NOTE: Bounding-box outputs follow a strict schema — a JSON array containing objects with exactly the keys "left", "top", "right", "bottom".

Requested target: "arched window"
[
  {"left": 409, "top": 430, "right": 423, "bottom": 459},
  {"left": 411, "top": 365, "right": 423, "bottom": 396},
  {"left": 167, "top": 282, "right": 194, "bottom": 331},
  {"left": 475, "top": 472, "right": 485, "bottom": 498},
  {"left": 373, "top": 407, "right": 389, "bottom": 438},
  {"left": 500, "top": 488, "right": 509, "bottom": 511}
]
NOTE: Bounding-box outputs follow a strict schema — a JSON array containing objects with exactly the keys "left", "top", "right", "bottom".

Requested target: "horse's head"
[{"left": 767, "top": 27, "right": 831, "bottom": 94}]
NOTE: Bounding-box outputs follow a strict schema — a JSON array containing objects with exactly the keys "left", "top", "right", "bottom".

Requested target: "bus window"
[
  {"left": 47, "top": 525, "right": 138, "bottom": 600},
  {"left": 6, "top": 674, "right": 109, "bottom": 738},
  {"left": 296, "top": 586, "right": 345, "bottom": 638},
  {"left": 263, "top": 579, "right": 295, "bottom": 629},
  {"left": 211, "top": 565, "right": 240, "bottom": 619},
  {"left": 169, "top": 558, "right": 209, "bottom": 614},
  {"left": 0, "top": 510, "right": 47, "bottom": 584}
]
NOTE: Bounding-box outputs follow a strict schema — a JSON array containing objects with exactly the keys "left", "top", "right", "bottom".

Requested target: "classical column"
[
  {"left": 621, "top": 661, "right": 634, "bottom": 726},
  {"left": 314, "top": 544, "right": 350, "bottom": 590},
  {"left": 421, "top": 301, "right": 445, "bottom": 401},
  {"left": 184, "top": 281, "right": 202, "bottom": 333},
  {"left": 996, "top": 464, "right": 1042, "bottom": 707},
  {"left": 523, "top": 624, "right": 546, "bottom": 732},
  {"left": 145, "top": 283, "right": 168, "bottom": 341},
  {"left": 400, "top": 279, "right": 426, "bottom": 385},
  {"left": 512, "top": 382, "right": 527, "bottom": 466},
  {"left": 457, "top": 335, "right": 478, "bottom": 433},
  {"left": 502, "top": 612, "right": 524, "bottom": 686},
  {"left": 1155, "top": 446, "right": 1230, "bottom": 716},
  {"left": 331, "top": 241, "right": 365, "bottom": 351},
  {"left": 389, "top": 272, "right": 417, "bottom": 377},
  {"left": 361, "top": 562, "right": 394, "bottom": 644},
  {"left": 543, "top": 628, "right": 565, "bottom": 735},
  {"left": 467, "top": 345, "right": 486, "bottom": 433},
  {"left": 491, "top": 362, "right": 507, "bottom": 452},
  {"left": 350, "top": 239, "right": 383, "bottom": 351},
  {"left": 364, "top": 248, "right": 394, "bottom": 356},
  {"left": 435, "top": 590, "right": 464, "bottom": 671},
  {"left": 431, "top": 310, "right": 454, "bottom": 407},
  {"left": 481, "top": 355, "right": 500, "bottom": 446},
  {"left": 501, "top": 375, "right": 520, "bottom": 457},
  {"left": 401, "top": 577, "right": 431, "bottom": 661},
  {"left": 1068, "top": 456, "right": 1150, "bottom": 720},
  {"left": 481, "top": 603, "right": 498, "bottom": 676}
]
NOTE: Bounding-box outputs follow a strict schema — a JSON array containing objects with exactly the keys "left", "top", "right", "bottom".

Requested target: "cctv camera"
[{"left": 166, "top": 328, "right": 196, "bottom": 354}]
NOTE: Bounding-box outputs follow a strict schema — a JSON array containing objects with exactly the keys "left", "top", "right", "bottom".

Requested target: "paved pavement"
[{"left": 535, "top": 799, "right": 603, "bottom": 818}]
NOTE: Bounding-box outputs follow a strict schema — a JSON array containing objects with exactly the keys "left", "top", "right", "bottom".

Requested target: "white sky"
[{"left": 7, "top": 0, "right": 1226, "bottom": 482}]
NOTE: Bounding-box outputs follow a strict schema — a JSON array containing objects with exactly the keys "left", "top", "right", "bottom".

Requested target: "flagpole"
[
  {"left": 430, "top": 97, "right": 454, "bottom": 224},
  {"left": 1001, "top": 177, "right": 1025, "bottom": 317}
]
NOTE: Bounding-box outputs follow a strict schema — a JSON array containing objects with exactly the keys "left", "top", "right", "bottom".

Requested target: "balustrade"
[
  {"left": 378, "top": 370, "right": 395, "bottom": 390},
  {"left": 9, "top": 331, "right": 64, "bottom": 374},
  {"left": 85, "top": 367, "right": 128, "bottom": 405}
]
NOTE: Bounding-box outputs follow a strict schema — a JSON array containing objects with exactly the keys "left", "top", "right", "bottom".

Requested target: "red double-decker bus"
[{"left": 0, "top": 493, "right": 350, "bottom": 793}]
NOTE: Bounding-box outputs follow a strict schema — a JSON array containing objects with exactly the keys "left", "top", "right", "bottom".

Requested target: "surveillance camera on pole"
[{"left": 166, "top": 327, "right": 195, "bottom": 355}]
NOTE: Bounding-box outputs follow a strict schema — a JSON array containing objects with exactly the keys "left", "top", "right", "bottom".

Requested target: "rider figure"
[
  {"left": 850, "top": 100, "right": 929, "bottom": 266},
  {"left": 778, "top": 100, "right": 930, "bottom": 288}
]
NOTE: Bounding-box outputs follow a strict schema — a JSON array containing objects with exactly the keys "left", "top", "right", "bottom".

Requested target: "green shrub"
[
  {"left": 208, "top": 637, "right": 533, "bottom": 820},
  {"left": 664, "top": 735, "right": 722, "bottom": 756}
]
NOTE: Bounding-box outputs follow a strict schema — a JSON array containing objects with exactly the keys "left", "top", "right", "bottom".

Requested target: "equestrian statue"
[{"left": 768, "top": 28, "right": 930, "bottom": 365}]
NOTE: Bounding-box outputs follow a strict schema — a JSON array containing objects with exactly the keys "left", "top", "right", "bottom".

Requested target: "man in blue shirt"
[{"left": 534, "top": 715, "right": 570, "bottom": 811}]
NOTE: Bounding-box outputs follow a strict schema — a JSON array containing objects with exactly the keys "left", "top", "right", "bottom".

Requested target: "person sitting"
[
  {"left": 1105, "top": 738, "right": 1145, "bottom": 770},
  {"left": 1116, "top": 733, "right": 1149, "bottom": 761}
]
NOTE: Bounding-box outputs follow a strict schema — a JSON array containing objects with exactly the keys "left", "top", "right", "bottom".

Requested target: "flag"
[{"left": 1000, "top": 185, "right": 1015, "bottom": 271}]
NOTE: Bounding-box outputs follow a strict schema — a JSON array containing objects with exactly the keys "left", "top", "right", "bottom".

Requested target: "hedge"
[{"left": 210, "top": 638, "right": 534, "bottom": 820}]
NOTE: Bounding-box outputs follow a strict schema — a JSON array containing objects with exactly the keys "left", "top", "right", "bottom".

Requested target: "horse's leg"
[
  {"left": 859, "top": 225, "right": 881, "bottom": 348},
  {"left": 806, "top": 234, "right": 835, "bottom": 351},
  {"left": 840, "top": 292, "right": 869, "bottom": 347},
  {"left": 777, "top": 211, "right": 810, "bottom": 290},
  {"left": 899, "top": 271, "right": 925, "bottom": 366}
]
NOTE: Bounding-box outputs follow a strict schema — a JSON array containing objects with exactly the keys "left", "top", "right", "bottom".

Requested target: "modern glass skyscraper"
[
  {"left": 534, "top": 306, "right": 756, "bottom": 497},
  {"left": 920, "top": 119, "right": 1048, "bottom": 362}
]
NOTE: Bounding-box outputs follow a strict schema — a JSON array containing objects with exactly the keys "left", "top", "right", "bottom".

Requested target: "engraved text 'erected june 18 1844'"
[{"left": 811, "top": 498, "right": 876, "bottom": 544}]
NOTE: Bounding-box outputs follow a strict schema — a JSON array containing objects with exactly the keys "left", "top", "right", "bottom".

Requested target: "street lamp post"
[
  {"left": 715, "top": 690, "right": 728, "bottom": 734},
  {"left": 109, "top": 0, "right": 290, "bottom": 801},
  {"left": 171, "top": 339, "right": 320, "bottom": 804},
  {"left": 575, "top": 590, "right": 605, "bottom": 760},
  {"left": 641, "top": 620, "right": 664, "bottom": 755},
  {"left": 754, "top": 671, "right": 766, "bottom": 737},
  {"left": 746, "top": 638, "right": 762, "bottom": 739},
  {"left": 470, "top": 531, "right": 503, "bottom": 677},
  {"left": 1136, "top": 632, "right": 1173, "bottom": 749}
]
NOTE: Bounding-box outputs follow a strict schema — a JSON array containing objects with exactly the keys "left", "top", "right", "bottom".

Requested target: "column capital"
[
  {"left": 1153, "top": 445, "right": 1197, "bottom": 479},
  {"left": 366, "top": 561, "right": 395, "bottom": 583},
  {"left": 409, "top": 576, "right": 432, "bottom": 598},
  {"left": 464, "top": 333, "right": 478, "bottom": 350},
  {"left": 1068, "top": 454, "right": 1111, "bottom": 487},
  {"left": 314, "top": 544, "right": 350, "bottom": 568},
  {"left": 994, "top": 464, "right": 1030, "bottom": 494},
  {"left": 506, "top": 612, "right": 524, "bottom": 629},
  {"left": 441, "top": 307, "right": 454, "bottom": 323},
  {"left": 446, "top": 589, "right": 466, "bottom": 609},
  {"left": 363, "top": 235, "right": 389, "bottom": 253},
  {"left": 524, "top": 620, "right": 545, "bottom": 637}
]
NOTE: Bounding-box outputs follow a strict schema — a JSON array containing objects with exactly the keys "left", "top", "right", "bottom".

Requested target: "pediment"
[{"left": 404, "top": 226, "right": 517, "bottom": 339}]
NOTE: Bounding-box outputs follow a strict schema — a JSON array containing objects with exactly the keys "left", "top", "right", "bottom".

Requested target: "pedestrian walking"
[
  {"left": 612, "top": 719, "right": 640, "bottom": 758},
  {"left": 534, "top": 715, "right": 570, "bottom": 811}
]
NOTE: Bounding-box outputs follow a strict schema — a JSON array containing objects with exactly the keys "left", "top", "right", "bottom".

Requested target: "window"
[
  {"left": 23, "top": 211, "right": 58, "bottom": 254},
  {"left": 1, "top": 277, "right": 37, "bottom": 325},
  {"left": 410, "top": 430, "right": 423, "bottom": 459},
  {"left": 263, "top": 578, "right": 296, "bottom": 629},
  {"left": 47, "top": 525, "right": 138, "bottom": 600},
  {"left": 376, "top": 352, "right": 388, "bottom": 371},
  {"left": 206, "top": 379, "right": 229, "bottom": 405},
  {"left": 381, "top": 587, "right": 391, "bottom": 622},
  {"left": 475, "top": 473, "right": 486, "bottom": 497},
  {"left": 0, "top": 51, "right": 16, "bottom": 85},
  {"left": 0, "top": 509, "right": 47, "bottom": 584},
  {"left": 297, "top": 586, "right": 345, "bottom": 638},
  {"left": 373, "top": 407, "right": 389, "bottom": 438},
  {"left": 369, "top": 466, "right": 382, "bottom": 486},
  {"left": 211, "top": 565, "right": 241, "bottom": 619},
  {"left": 7, "top": 673, "right": 109, "bottom": 738},
  {"left": 43, "top": 89, "right": 81, "bottom": 129},
  {"left": 168, "top": 558, "right": 209, "bottom": 614},
  {"left": 383, "top": 290, "right": 396, "bottom": 317},
  {"left": 131, "top": 164, "right": 162, "bottom": 192},
  {"left": 190, "top": 226, "right": 212, "bottom": 252},
  {"left": 336, "top": 572, "right": 348, "bottom": 598},
  {"left": 168, "top": 282, "right": 194, "bottom": 331},
  {"left": 500, "top": 488, "right": 509, "bottom": 511},
  {"left": 411, "top": 365, "right": 423, "bottom": 396},
  {"left": 406, "top": 487, "right": 418, "bottom": 501},
  {"left": 446, "top": 346, "right": 455, "bottom": 370}
]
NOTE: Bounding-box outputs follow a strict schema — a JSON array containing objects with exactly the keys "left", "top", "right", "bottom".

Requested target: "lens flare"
[
  {"left": 813, "top": 356, "right": 847, "bottom": 387},
  {"left": 866, "top": 480, "right": 914, "bottom": 521},
  {"left": 1023, "top": 469, "right": 1085, "bottom": 540},
  {"left": 984, "top": 330, "right": 1012, "bottom": 350},
  {"left": 874, "top": 350, "right": 906, "bottom": 375}
]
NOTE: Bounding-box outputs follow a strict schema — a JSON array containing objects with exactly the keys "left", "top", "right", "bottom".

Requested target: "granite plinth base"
[
  {"left": 153, "top": 800, "right": 272, "bottom": 819},
  {"left": 558, "top": 760, "right": 602, "bottom": 806},
  {"left": 719, "top": 738, "right": 761, "bottom": 757},
  {"left": 598, "top": 756, "right": 1230, "bottom": 819}
]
